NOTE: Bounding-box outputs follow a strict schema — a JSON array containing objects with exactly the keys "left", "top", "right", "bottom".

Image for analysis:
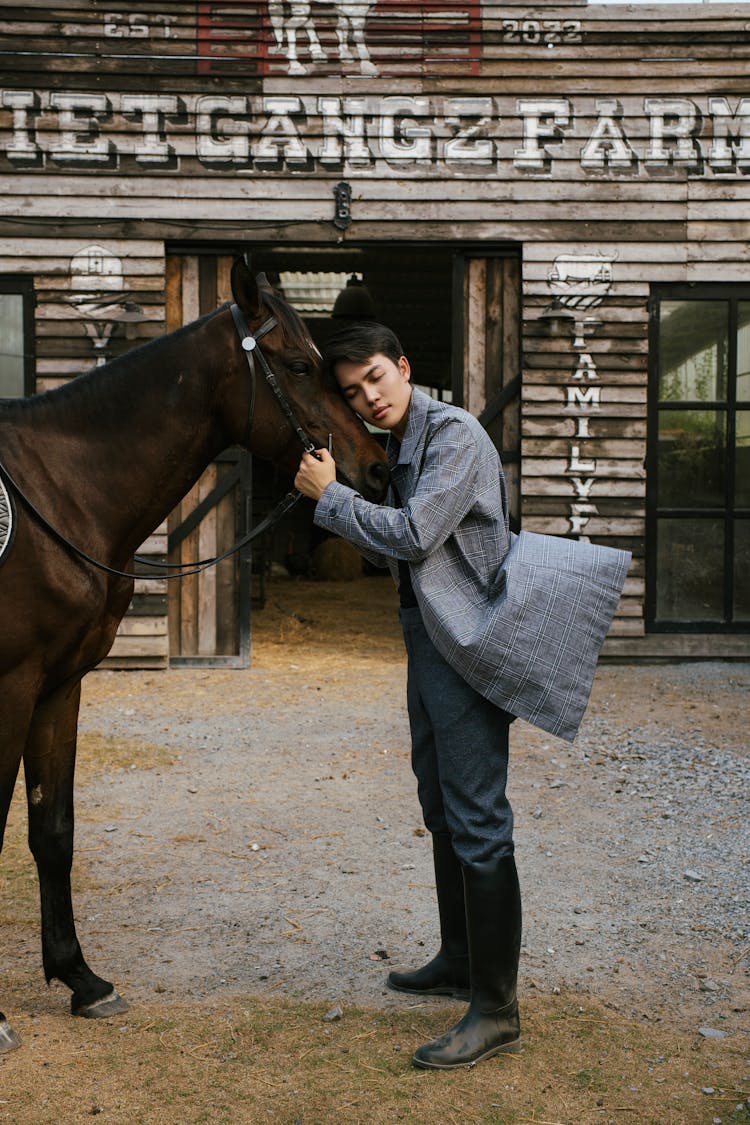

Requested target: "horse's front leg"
[
  {"left": 0, "top": 752, "right": 24, "bottom": 1052},
  {"left": 0, "top": 679, "right": 38, "bottom": 1052},
  {"left": 23, "top": 682, "right": 128, "bottom": 1019}
]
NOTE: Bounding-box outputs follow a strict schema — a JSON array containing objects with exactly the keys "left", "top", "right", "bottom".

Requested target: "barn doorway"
[{"left": 164, "top": 242, "right": 521, "bottom": 663}]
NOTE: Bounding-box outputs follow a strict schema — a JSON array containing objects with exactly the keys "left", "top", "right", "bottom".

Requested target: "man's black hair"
[{"left": 323, "top": 321, "right": 404, "bottom": 382}]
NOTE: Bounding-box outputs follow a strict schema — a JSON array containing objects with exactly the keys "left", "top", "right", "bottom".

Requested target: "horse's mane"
[
  {"left": 0, "top": 290, "right": 317, "bottom": 424},
  {"left": 0, "top": 308, "right": 219, "bottom": 421},
  {"left": 260, "top": 287, "right": 319, "bottom": 361}
]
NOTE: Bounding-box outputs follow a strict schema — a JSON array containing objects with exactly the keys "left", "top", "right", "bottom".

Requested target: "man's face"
[{"left": 334, "top": 352, "right": 413, "bottom": 440}]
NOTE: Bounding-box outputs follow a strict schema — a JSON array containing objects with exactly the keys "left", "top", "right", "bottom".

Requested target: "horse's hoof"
[
  {"left": 72, "top": 990, "right": 129, "bottom": 1019},
  {"left": 0, "top": 1018, "right": 21, "bottom": 1053}
]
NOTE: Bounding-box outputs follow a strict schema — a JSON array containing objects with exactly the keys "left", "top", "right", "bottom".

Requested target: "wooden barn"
[{"left": 1, "top": 0, "right": 748, "bottom": 667}]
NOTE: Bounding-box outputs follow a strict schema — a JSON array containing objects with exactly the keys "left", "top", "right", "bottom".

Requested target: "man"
[{"left": 295, "top": 322, "right": 630, "bottom": 1070}]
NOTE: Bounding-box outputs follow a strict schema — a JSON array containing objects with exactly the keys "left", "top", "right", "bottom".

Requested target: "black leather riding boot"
[
  {"left": 412, "top": 854, "right": 522, "bottom": 1069},
  {"left": 387, "top": 832, "right": 470, "bottom": 1000}
]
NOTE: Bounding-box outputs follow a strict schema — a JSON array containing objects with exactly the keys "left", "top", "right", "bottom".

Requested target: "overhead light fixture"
[{"left": 538, "top": 299, "right": 577, "bottom": 336}]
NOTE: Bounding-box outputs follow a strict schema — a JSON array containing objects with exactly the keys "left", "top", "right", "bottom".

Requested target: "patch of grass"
[
  {"left": 574, "top": 1064, "right": 607, "bottom": 1092},
  {"left": 0, "top": 992, "right": 747, "bottom": 1124},
  {"left": 76, "top": 731, "right": 176, "bottom": 777}
]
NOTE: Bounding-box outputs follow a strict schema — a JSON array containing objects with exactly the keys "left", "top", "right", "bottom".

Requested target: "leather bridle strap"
[{"left": 230, "top": 302, "right": 318, "bottom": 456}]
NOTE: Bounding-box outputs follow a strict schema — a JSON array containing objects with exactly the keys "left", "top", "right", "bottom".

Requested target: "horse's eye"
[{"left": 289, "top": 361, "right": 313, "bottom": 378}]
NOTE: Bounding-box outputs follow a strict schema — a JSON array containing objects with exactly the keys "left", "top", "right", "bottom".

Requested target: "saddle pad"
[{"left": 0, "top": 473, "right": 13, "bottom": 563}]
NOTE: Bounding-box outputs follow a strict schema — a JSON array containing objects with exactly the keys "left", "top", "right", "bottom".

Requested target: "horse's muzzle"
[{"left": 364, "top": 459, "right": 390, "bottom": 503}]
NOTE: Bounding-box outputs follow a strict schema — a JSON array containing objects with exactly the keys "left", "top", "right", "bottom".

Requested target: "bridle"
[
  {"left": 230, "top": 302, "right": 320, "bottom": 458},
  {"left": 0, "top": 300, "right": 324, "bottom": 581}
]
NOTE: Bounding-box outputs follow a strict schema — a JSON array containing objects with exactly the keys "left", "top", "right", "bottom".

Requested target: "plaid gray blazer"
[{"left": 315, "top": 387, "right": 631, "bottom": 741}]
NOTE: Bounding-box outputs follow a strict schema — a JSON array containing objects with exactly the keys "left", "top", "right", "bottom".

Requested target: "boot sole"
[
  {"left": 386, "top": 980, "right": 471, "bottom": 1002},
  {"left": 411, "top": 1037, "right": 522, "bottom": 1070}
]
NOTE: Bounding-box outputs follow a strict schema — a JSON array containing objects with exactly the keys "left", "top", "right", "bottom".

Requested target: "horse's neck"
[{"left": 11, "top": 317, "right": 226, "bottom": 564}]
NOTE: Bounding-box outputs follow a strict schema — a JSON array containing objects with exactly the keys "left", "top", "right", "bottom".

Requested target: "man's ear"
[{"left": 398, "top": 355, "right": 411, "bottom": 381}]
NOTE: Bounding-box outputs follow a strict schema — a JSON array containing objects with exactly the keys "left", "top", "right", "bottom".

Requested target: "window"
[
  {"left": 0, "top": 277, "right": 34, "bottom": 397},
  {"left": 647, "top": 287, "right": 750, "bottom": 631}
]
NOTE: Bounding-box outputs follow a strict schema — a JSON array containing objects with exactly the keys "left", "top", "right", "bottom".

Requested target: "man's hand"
[{"left": 295, "top": 449, "right": 337, "bottom": 501}]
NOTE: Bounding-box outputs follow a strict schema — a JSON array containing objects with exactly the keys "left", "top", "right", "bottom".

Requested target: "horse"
[
  {"left": 0, "top": 255, "right": 389, "bottom": 1053},
  {"left": 267, "top": 0, "right": 378, "bottom": 76}
]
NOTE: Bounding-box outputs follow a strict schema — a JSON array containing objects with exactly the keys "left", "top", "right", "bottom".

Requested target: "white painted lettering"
[
  {"left": 573, "top": 353, "right": 598, "bottom": 380},
  {"left": 580, "top": 99, "right": 637, "bottom": 170},
  {"left": 1, "top": 89, "right": 749, "bottom": 180},
  {"left": 570, "top": 476, "right": 596, "bottom": 499},
  {"left": 379, "top": 97, "right": 432, "bottom": 164},
  {"left": 707, "top": 97, "right": 750, "bottom": 172},
  {"left": 513, "top": 98, "right": 571, "bottom": 171},
  {"left": 196, "top": 96, "right": 250, "bottom": 166},
  {"left": 254, "top": 97, "right": 309, "bottom": 167},
  {"left": 121, "top": 94, "right": 180, "bottom": 166},
  {"left": 1, "top": 90, "right": 41, "bottom": 164},
  {"left": 566, "top": 385, "right": 601, "bottom": 408},
  {"left": 444, "top": 97, "right": 494, "bottom": 165},
  {"left": 565, "top": 314, "right": 603, "bottom": 538},
  {"left": 644, "top": 98, "right": 702, "bottom": 169},
  {"left": 568, "top": 445, "right": 596, "bottom": 473},
  {"left": 568, "top": 510, "right": 595, "bottom": 537},
  {"left": 318, "top": 97, "right": 371, "bottom": 166},
  {"left": 48, "top": 93, "right": 114, "bottom": 166}
]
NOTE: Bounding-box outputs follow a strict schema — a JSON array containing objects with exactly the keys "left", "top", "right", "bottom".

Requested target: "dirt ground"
[{"left": 1, "top": 575, "right": 749, "bottom": 1122}]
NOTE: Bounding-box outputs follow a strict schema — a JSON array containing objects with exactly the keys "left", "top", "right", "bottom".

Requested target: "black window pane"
[
  {"left": 658, "top": 301, "right": 728, "bottom": 403},
  {"left": 738, "top": 302, "right": 750, "bottom": 403},
  {"left": 0, "top": 293, "right": 25, "bottom": 398},
  {"left": 656, "top": 519, "right": 725, "bottom": 622},
  {"left": 737, "top": 410, "right": 750, "bottom": 509},
  {"left": 658, "top": 409, "right": 726, "bottom": 508},
  {"left": 735, "top": 521, "right": 750, "bottom": 622}
]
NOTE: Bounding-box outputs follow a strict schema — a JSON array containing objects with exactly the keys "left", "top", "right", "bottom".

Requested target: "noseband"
[{"left": 230, "top": 302, "right": 319, "bottom": 457}]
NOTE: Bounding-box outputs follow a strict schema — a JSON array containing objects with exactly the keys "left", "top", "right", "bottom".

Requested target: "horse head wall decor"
[{"left": 0, "top": 254, "right": 389, "bottom": 1053}]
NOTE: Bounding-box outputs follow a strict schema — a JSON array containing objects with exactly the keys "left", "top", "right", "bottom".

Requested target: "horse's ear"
[{"left": 230, "top": 255, "right": 262, "bottom": 317}]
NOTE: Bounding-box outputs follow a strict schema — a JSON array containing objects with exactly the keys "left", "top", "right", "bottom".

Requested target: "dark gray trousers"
[{"left": 400, "top": 605, "right": 514, "bottom": 865}]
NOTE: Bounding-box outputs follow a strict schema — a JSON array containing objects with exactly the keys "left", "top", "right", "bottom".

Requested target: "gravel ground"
[{"left": 69, "top": 579, "right": 749, "bottom": 1043}]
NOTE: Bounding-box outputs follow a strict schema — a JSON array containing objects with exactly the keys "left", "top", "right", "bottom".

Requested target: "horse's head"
[{"left": 226, "top": 256, "right": 389, "bottom": 502}]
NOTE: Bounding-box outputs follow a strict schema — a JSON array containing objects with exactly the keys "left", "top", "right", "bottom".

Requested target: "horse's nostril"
[{"left": 365, "top": 460, "right": 390, "bottom": 501}]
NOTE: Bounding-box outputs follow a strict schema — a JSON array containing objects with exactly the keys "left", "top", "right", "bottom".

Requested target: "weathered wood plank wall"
[{"left": 1, "top": 0, "right": 748, "bottom": 659}]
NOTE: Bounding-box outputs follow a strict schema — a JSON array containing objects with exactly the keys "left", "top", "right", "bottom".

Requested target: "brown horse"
[{"left": 0, "top": 256, "right": 389, "bottom": 1053}]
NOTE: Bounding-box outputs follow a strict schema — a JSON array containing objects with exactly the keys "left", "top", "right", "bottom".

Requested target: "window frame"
[
  {"left": 646, "top": 282, "right": 749, "bottom": 633},
  {"left": 0, "top": 276, "right": 35, "bottom": 398}
]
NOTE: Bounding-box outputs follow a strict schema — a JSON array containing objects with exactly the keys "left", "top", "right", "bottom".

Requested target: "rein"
[{"left": 0, "top": 302, "right": 322, "bottom": 582}]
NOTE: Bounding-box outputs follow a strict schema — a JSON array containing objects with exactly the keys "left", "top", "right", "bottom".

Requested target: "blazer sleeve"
[{"left": 313, "top": 419, "right": 480, "bottom": 562}]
